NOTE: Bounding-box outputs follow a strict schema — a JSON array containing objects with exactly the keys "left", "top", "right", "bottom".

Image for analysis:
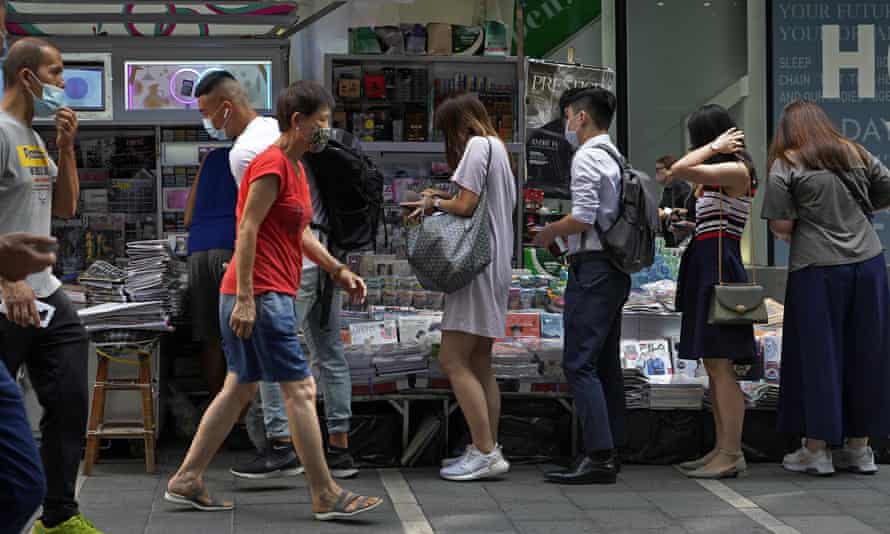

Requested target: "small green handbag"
[
  {"left": 708, "top": 283, "right": 768, "bottom": 325},
  {"left": 707, "top": 186, "right": 768, "bottom": 326}
]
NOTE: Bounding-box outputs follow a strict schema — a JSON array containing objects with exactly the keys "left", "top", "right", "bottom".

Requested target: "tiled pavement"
[{"left": 75, "top": 450, "right": 890, "bottom": 534}]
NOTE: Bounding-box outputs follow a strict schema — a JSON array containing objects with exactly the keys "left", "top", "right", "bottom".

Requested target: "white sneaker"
[
  {"left": 783, "top": 446, "right": 835, "bottom": 476},
  {"left": 834, "top": 446, "right": 879, "bottom": 475},
  {"left": 439, "top": 446, "right": 510, "bottom": 481},
  {"left": 441, "top": 444, "right": 502, "bottom": 468}
]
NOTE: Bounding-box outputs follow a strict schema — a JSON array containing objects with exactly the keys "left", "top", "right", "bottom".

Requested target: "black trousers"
[
  {"left": 563, "top": 256, "right": 630, "bottom": 454},
  {"left": 0, "top": 288, "right": 89, "bottom": 526}
]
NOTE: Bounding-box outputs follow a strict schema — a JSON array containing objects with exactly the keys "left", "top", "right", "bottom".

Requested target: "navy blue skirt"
[
  {"left": 778, "top": 254, "right": 890, "bottom": 444},
  {"left": 676, "top": 237, "right": 756, "bottom": 362}
]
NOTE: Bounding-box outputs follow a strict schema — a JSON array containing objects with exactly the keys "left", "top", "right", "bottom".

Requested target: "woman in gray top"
[
  {"left": 403, "top": 94, "right": 516, "bottom": 482},
  {"left": 762, "top": 100, "right": 890, "bottom": 477}
]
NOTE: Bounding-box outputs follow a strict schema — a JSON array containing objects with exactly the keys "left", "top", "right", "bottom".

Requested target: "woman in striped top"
[{"left": 669, "top": 104, "right": 757, "bottom": 480}]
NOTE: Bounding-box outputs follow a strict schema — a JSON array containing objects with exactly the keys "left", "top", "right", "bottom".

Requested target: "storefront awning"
[{"left": 5, "top": 1, "right": 345, "bottom": 39}]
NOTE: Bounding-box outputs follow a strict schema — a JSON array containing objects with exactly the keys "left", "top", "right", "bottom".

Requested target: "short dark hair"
[
  {"left": 3, "top": 38, "right": 57, "bottom": 90},
  {"left": 195, "top": 70, "right": 236, "bottom": 98},
  {"left": 561, "top": 86, "right": 616, "bottom": 131},
  {"left": 275, "top": 80, "right": 335, "bottom": 133}
]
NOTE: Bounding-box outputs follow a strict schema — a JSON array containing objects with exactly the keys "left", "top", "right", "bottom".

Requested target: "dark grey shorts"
[{"left": 188, "top": 249, "right": 232, "bottom": 342}]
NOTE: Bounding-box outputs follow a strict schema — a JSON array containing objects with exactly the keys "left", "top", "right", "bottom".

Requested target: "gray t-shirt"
[
  {"left": 761, "top": 154, "right": 885, "bottom": 272},
  {"left": 0, "top": 111, "right": 60, "bottom": 297}
]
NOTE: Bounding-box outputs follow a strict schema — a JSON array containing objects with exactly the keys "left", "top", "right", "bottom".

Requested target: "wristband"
[{"left": 433, "top": 197, "right": 442, "bottom": 210}]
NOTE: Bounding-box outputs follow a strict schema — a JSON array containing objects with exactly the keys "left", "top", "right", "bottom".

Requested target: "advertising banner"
[{"left": 525, "top": 59, "right": 614, "bottom": 198}]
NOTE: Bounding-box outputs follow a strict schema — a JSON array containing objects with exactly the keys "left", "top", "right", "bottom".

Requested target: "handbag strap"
[
  {"left": 468, "top": 137, "right": 494, "bottom": 220},
  {"left": 420, "top": 137, "right": 493, "bottom": 224},
  {"left": 717, "top": 166, "right": 757, "bottom": 286}
]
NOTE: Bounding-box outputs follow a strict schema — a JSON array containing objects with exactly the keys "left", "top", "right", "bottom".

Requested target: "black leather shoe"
[{"left": 545, "top": 454, "right": 618, "bottom": 485}]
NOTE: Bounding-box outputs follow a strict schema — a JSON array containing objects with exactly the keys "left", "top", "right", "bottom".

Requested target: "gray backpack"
[
  {"left": 593, "top": 144, "right": 660, "bottom": 274},
  {"left": 406, "top": 138, "right": 493, "bottom": 293}
]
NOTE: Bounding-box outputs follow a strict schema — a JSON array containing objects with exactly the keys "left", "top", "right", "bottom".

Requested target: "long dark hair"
[
  {"left": 769, "top": 100, "right": 868, "bottom": 174},
  {"left": 434, "top": 93, "right": 500, "bottom": 170},
  {"left": 687, "top": 104, "right": 756, "bottom": 187}
]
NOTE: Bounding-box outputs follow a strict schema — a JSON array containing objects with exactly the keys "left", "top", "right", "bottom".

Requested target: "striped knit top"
[{"left": 694, "top": 186, "right": 753, "bottom": 241}]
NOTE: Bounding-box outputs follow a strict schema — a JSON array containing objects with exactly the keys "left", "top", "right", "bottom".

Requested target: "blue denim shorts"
[{"left": 219, "top": 292, "right": 311, "bottom": 384}]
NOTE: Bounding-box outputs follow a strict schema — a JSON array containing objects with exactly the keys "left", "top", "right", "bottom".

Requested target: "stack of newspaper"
[
  {"left": 647, "top": 381, "right": 705, "bottom": 410},
  {"left": 77, "top": 301, "right": 171, "bottom": 333},
  {"left": 126, "top": 241, "right": 171, "bottom": 304},
  {"left": 125, "top": 240, "right": 187, "bottom": 317},
  {"left": 623, "top": 368, "right": 650, "bottom": 409},
  {"left": 78, "top": 261, "right": 127, "bottom": 305}
]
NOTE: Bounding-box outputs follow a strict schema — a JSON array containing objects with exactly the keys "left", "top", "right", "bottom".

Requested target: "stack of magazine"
[
  {"left": 342, "top": 346, "right": 375, "bottom": 384},
  {"left": 373, "top": 344, "right": 430, "bottom": 379},
  {"left": 492, "top": 340, "right": 540, "bottom": 380}
]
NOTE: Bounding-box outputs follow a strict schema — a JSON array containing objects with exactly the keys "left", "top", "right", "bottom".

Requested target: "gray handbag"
[{"left": 406, "top": 138, "right": 493, "bottom": 294}]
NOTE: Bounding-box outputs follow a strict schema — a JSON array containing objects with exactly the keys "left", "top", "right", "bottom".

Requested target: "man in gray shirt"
[{"left": 0, "top": 38, "right": 101, "bottom": 533}]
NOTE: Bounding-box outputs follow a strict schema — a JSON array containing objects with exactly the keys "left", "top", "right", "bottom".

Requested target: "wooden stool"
[{"left": 84, "top": 344, "right": 156, "bottom": 475}]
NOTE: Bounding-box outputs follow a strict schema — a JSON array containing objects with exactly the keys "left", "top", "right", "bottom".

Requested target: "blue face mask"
[
  {"left": 202, "top": 105, "right": 231, "bottom": 141},
  {"left": 29, "top": 74, "right": 66, "bottom": 117},
  {"left": 564, "top": 122, "right": 580, "bottom": 149}
]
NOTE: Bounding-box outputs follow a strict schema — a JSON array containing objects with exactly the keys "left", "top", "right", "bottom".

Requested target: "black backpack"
[
  {"left": 593, "top": 143, "right": 660, "bottom": 274},
  {"left": 303, "top": 129, "right": 384, "bottom": 253}
]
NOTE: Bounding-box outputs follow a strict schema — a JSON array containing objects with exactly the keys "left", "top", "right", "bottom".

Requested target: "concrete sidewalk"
[{"left": 74, "top": 449, "right": 890, "bottom": 534}]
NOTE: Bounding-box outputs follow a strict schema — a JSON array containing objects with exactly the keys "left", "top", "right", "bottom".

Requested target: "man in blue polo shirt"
[{"left": 184, "top": 147, "right": 238, "bottom": 398}]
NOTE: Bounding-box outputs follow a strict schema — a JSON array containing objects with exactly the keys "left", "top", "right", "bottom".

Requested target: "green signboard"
[{"left": 514, "top": 0, "right": 602, "bottom": 58}]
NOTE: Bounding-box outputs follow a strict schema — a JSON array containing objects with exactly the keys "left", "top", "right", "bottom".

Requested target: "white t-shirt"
[
  {"left": 229, "top": 116, "right": 327, "bottom": 269},
  {"left": 229, "top": 116, "right": 281, "bottom": 186}
]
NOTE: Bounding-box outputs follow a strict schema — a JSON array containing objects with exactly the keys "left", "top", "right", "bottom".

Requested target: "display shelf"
[
  {"left": 359, "top": 141, "right": 523, "bottom": 154},
  {"left": 325, "top": 52, "right": 526, "bottom": 262}
]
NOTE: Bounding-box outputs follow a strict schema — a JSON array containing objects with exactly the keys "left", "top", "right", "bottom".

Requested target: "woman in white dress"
[{"left": 403, "top": 93, "right": 517, "bottom": 481}]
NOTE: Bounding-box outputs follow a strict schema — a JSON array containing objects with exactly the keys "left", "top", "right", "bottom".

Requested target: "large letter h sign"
[{"left": 822, "top": 24, "right": 875, "bottom": 99}]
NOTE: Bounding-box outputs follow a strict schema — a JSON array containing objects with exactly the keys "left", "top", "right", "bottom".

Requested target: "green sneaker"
[{"left": 31, "top": 515, "right": 104, "bottom": 534}]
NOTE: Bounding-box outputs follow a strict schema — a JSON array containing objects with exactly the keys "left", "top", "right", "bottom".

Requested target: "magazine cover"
[
  {"left": 349, "top": 320, "right": 398, "bottom": 346},
  {"left": 505, "top": 312, "right": 542, "bottom": 339},
  {"left": 525, "top": 59, "right": 615, "bottom": 199},
  {"left": 620, "top": 340, "right": 641, "bottom": 370},
  {"left": 638, "top": 340, "right": 674, "bottom": 383},
  {"left": 670, "top": 336, "right": 701, "bottom": 379}
]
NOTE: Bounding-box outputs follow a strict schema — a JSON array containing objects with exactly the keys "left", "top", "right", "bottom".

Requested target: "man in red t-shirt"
[{"left": 165, "top": 81, "right": 382, "bottom": 521}]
